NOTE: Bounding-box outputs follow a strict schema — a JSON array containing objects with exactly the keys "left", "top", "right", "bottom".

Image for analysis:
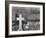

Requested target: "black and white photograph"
[
  {"left": 5, "top": 1, "right": 45, "bottom": 37},
  {"left": 12, "top": 6, "right": 40, "bottom": 31},
  {"left": 9, "top": 4, "right": 43, "bottom": 35}
]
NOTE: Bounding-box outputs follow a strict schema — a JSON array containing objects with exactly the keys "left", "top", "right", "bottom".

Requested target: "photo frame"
[{"left": 5, "top": 1, "right": 45, "bottom": 37}]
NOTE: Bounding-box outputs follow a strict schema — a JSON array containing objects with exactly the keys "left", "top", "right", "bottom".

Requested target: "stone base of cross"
[{"left": 17, "top": 14, "right": 24, "bottom": 31}]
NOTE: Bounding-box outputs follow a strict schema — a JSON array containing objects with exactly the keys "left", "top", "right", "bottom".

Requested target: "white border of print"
[{"left": 9, "top": 4, "right": 43, "bottom": 35}]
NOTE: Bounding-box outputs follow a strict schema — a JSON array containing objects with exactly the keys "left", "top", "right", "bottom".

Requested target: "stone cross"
[{"left": 17, "top": 14, "right": 24, "bottom": 31}]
